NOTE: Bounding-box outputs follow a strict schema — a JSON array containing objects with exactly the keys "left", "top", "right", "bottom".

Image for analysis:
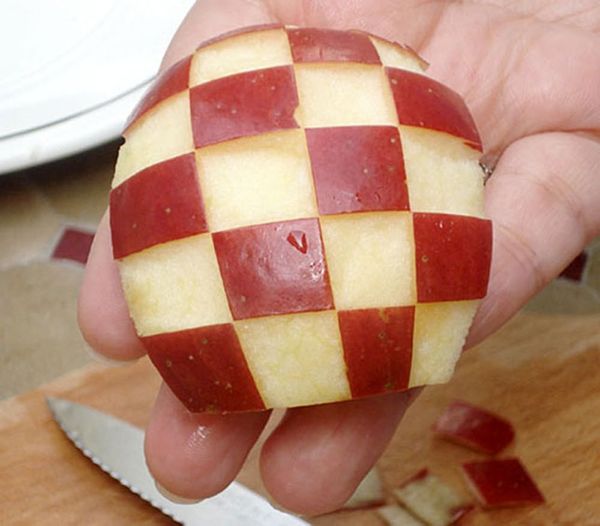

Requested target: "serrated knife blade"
[{"left": 47, "top": 397, "right": 308, "bottom": 526}]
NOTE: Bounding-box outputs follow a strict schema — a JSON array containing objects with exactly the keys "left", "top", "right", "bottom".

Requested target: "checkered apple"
[{"left": 109, "top": 25, "right": 492, "bottom": 413}]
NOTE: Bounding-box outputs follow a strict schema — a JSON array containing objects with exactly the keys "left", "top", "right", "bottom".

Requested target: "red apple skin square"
[
  {"left": 462, "top": 458, "right": 545, "bottom": 508},
  {"left": 433, "top": 401, "right": 515, "bottom": 455},
  {"left": 306, "top": 126, "right": 409, "bottom": 214},
  {"left": 414, "top": 213, "right": 492, "bottom": 302},
  {"left": 190, "top": 66, "right": 299, "bottom": 148},
  {"left": 124, "top": 55, "right": 192, "bottom": 131},
  {"left": 213, "top": 219, "right": 334, "bottom": 320},
  {"left": 386, "top": 68, "right": 482, "bottom": 151},
  {"left": 52, "top": 228, "right": 95, "bottom": 265},
  {"left": 110, "top": 153, "right": 208, "bottom": 259},
  {"left": 142, "top": 324, "right": 265, "bottom": 413},
  {"left": 288, "top": 28, "right": 380, "bottom": 64},
  {"left": 338, "top": 307, "right": 414, "bottom": 398}
]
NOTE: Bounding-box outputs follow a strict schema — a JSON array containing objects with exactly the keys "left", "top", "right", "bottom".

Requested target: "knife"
[{"left": 47, "top": 397, "right": 309, "bottom": 526}]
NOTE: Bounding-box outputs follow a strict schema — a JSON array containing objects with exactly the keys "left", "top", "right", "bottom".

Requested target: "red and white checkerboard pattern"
[{"left": 110, "top": 26, "right": 492, "bottom": 413}]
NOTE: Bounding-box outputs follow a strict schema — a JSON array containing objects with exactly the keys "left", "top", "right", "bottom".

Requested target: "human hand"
[{"left": 78, "top": 0, "right": 600, "bottom": 515}]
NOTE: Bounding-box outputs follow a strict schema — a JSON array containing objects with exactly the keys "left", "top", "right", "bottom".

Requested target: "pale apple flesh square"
[
  {"left": 109, "top": 26, "right": 492, "bottom": 413},
  {"left": 118, "top": 234, "right": 232, "bottom": 337},
  {"left": 113, "top": 91, "right": 194, "bottom": 188},
  {"left": 235, "top": 311, "right": 351, "bottom": 408}
]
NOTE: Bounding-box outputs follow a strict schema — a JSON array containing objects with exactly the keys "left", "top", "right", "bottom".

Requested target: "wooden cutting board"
[{"left": 1, "top": 311, "right": 599, "bottom": 526}]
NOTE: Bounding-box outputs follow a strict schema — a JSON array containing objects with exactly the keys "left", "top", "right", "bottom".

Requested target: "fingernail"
[
  {"left": 155, "top": 482, "right": 203, "bottom": 504},
  {"left": 84, "top": 343, "right": 139, "bottom": 367}
]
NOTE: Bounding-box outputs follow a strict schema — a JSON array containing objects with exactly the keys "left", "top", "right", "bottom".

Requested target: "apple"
[{"left": 109, "top": 26, "right": 492, "bottom": 413}]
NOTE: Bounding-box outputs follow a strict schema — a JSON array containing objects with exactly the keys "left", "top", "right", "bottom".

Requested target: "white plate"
[{"left": 0, "top": 0, "right": 194, "bottom": 175}]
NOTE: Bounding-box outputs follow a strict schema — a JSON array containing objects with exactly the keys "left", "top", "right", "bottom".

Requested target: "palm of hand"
[{"left": 79, "top": 0, "right": 600, "bottom": 516}]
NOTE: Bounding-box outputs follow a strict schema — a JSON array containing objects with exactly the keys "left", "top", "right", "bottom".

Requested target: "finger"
[
  {"left": 78, "top": 212, "right": 146, "bottom": 361},
  {"left": 145, "top": 383, "right": 270, "bottom": 500},
  {"left": 161, "top": 0, "right": 276, "bottom": 69},
  {"left": 467, "top": 131, "right": 600, "bottom": 347},
  {"left": 260, "top": 390, "right": 416, "bottom": 516}
]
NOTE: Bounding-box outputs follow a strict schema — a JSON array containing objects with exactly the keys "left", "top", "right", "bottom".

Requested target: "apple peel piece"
[
  {"left": 110, "top": 153, "right": 208, "bottom": 259},
  {"left": 338, "top": 306, "right": 414, "bottom": 398},
  {"left": 461, "top": 458, "right": 545, "bottom": 508},
  {"left": 386, "top": 68, "right": 482, "bottom": 151},
  {"left": 305, "top": 126, "right": 408, "bottom": 215},
  {"left": 414, "top": 213, "right": 492, "bottom": 302},
  {"left": 287, "top": 27, "right": 380, "bottom": 64},
  {"left": 393, "top": 469, "right": 474, "bottom": 526},
  {"left": 52, "top": 227, "right": 94, "bottom": 265},
  {"left": 433, "top": 401, "right": 515, "bottom": 455},
  {"left": 190, "top": 66, "right": 299, "bottom": 148}
]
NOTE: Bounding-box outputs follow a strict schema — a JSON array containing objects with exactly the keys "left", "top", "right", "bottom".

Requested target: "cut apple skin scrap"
[
  {"left": 462, "top": 458, "right": 545, "bottom": 508},
  {"left": 433, "top": 401, "right": 515, "bottom": 455},
  {"left": 109, "top": 25, "right": 492, "bottom": 413}
]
